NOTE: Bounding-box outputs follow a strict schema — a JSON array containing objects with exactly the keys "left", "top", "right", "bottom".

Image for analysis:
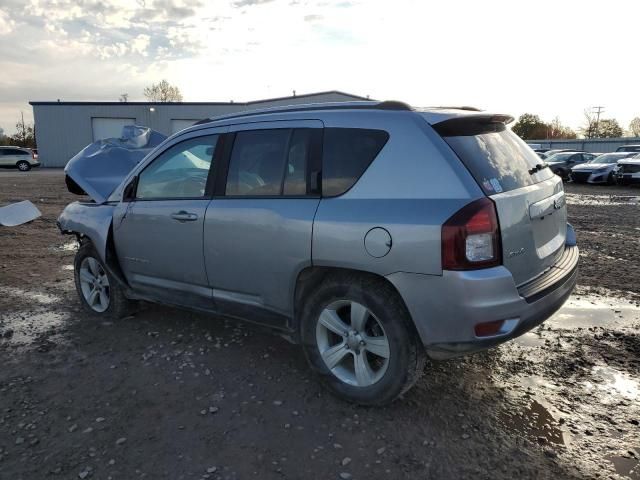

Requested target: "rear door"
[
  {"left": 203, "top": 120, "right": 323, "bottom": 325},
  {"left": 113, "top": 129, "right": 223, "bottom": 307},
  {"left": 432, "top": 116, "right": 566, "bottom": 286}
]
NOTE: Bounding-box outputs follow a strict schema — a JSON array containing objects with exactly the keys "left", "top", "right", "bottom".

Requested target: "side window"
[
  {"left": 322, "top": 128, "right": 389, "bottom": 197},
  {"left": 136, "top": 135, "right": 218, "bottom": 199},
  {"left": 226, "top": 129, "right": 290, "bottom": 196},
  {"left": 283, "top": 129, "right": 313, "bottom": 195}
]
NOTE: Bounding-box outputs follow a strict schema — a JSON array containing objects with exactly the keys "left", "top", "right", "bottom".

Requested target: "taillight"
[{"left": 442, "top": 197, "right": 501, "bottom": 270}]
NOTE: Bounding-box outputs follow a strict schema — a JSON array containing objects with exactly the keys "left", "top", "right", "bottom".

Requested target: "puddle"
[
  {"left": 501, "top": 398, "right": 569, "bottom": 446},
  {"left": 606, "top": 454, "right": 640, "bottom": 480},
  {"left": 566, "top": 193, "right": 640, "bottom": 206},
  {"left": 0, "top": 310, "right": 68, "bottom": 346},
  {"left": 546, "top": 295, "right": 640, "bottom": 329},
  {"left": 584, "top": 366, "right": 639, "bottom": 402},
  {"left": 0, "top": 286, "right": 61, "bottom": 305}
]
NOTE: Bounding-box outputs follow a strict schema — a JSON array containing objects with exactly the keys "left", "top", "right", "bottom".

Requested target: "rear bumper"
[{"left": 387, "top": 244, "right": 578, "bottom": 360}]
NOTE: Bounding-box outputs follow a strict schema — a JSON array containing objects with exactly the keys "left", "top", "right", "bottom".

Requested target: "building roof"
[{"left": 29, "top": 90, "right": 370, "bottom": 106}]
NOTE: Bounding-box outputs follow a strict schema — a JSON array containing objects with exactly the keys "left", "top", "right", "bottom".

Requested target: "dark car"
[
  {"left": 545, "top": 151, "right": 597, "bottom": 181},
  {"left": 616, "top": 145, "right": 640, "bottom": 153}
]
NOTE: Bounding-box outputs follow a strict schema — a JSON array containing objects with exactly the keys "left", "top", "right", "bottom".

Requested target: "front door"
[{"left": 113, "top": 131, "right": 221, "bottom": 308}]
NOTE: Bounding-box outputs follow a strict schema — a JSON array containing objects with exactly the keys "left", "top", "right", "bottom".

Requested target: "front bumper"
[
  {"left": 387, "top": 243, "right": 578, "bottom": 360},
  {"left": 571, "top": 169, "right": 609, "bottom": 183},
  {"left": 616, "top": 173, "right": 640, "bottom": 185}
]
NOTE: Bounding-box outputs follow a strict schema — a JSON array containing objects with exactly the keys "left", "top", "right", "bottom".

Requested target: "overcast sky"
[{"left": 1, "top": 0, "right": 638, "bottom": 135}]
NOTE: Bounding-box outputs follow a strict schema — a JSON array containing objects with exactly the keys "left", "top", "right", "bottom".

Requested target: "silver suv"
[
  {"left": 0, "top": 146, "right": 40, "bottom": 171},
  {"left": 58, "top": 101, "right": 578, "bottom": 405}
]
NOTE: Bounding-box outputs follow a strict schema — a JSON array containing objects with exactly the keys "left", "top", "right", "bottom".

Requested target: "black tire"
[
  {"left": 74, "top": 242, "right": 133, "bottom": 319},
  {"left": 607, "top": 172, "right": 615, "bottom": 186},
  {"left": 16, "top": 160, "right": 31, "bottom": 171},
  {"left": 300, "top": 272, "right": 426, "bottom": 405}
]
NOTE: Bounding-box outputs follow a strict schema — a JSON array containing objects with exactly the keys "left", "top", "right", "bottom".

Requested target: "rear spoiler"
[{"left": 432, "top": 114, "right": 515, "bottom": 137}]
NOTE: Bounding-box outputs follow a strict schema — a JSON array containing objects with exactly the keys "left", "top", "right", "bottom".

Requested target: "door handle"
[{"left": 170, "top": 211, "right": 198, "bottom": 222}]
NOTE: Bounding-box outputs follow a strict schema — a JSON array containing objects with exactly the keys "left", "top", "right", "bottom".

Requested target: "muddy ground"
[{"left": 0, "top": 169, "right": 639, "bottom": 480}]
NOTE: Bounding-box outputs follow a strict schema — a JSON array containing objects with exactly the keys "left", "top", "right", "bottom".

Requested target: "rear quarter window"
[
  {"left": 439, "top": 127, "right": 554, "bottom": 195},
  {"left": 322, "top": 128, "right": 389, "bottom": 197}
]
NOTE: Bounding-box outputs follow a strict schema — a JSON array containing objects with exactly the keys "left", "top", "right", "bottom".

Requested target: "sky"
[{"left": 0, "top": 0, "right": 639, "bottom": 135}]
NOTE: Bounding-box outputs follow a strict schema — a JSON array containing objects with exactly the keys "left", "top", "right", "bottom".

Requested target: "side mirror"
[{"left": 123, "top": 176, "right": 138, "bottom": 202}]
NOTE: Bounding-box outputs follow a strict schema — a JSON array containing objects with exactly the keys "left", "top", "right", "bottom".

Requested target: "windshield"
[
  {"left": 589, "top": 154, "right": 622, "bottom": 164},
  {"left": 546, "top": 153, "right": 574, "bottom": 162}
]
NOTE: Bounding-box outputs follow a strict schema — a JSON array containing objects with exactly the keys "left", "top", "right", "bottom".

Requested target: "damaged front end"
[{"left": 58, "top": 125, "right": 166, "bottom": 264}]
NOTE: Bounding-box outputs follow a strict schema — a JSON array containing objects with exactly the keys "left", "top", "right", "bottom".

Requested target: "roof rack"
[{"left": 195, "top": 100, "right": 413, "bottom": 125}]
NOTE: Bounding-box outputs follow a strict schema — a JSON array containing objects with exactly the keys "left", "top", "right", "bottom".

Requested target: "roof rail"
[{"left": 194, "top": 100, "right": 413, "bottom": 126}]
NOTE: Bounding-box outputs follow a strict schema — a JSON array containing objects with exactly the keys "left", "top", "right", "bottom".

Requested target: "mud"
[{"left": 1, "top": 170, "right": 639, "bottom": 479}]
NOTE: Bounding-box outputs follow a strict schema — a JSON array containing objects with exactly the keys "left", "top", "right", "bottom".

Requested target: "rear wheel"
[
  {"left": 16, "top": 160, "right": 31, "bottom": 171},
  {"left": 300, "top": 273, "right": 425, "bottom": 405},
  {"left": 74, "top": 242, "right": 133, "bottom": 319},
  {"left": 607, "top": 172, "right": 615, "bottom": 185}
]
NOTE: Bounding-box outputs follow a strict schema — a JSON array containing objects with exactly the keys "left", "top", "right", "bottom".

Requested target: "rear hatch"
[{"left": 427, "top": 111, "right": 566, "bottom": 286}]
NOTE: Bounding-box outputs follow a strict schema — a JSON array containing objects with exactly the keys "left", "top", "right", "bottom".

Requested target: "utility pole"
[
  {"left": 593, "top": 106, "right": 604, "bottom": 138},
  {"left": 20, "top": 111, "right": 27, "bottom": 144}
]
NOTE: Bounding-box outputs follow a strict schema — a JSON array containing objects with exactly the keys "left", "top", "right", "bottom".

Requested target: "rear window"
[
  {"left": 322, "top": 128, "right": 389, "bottom": 197},
  {"left": 437, "top": 124, "right": 554, "bottom": 195}
]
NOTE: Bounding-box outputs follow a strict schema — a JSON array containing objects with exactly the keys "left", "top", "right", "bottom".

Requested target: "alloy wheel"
[
  {"left": 79, "top": 257, "right": 110, "bottom": 313},
  {"left": 316, "top": 300, "right": 390, "bottom": 387}
]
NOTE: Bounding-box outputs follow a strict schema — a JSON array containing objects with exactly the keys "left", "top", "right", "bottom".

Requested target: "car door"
[
  {"left": 113, "top": 129, "right": 223, "bottom": 309},
  {"left": 0, "top": 149, "right": 9, "bottom": 166},
  {"left": 203, "top": 120, "right": 323, "bottom": 327},
  {"left": 0, "top": 148, "right": 19, "bottom": 166}
]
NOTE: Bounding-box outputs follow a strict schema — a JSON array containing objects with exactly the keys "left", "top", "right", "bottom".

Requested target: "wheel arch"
[{"left": 292, "top": 266, "right": 414, "bottom": 337}]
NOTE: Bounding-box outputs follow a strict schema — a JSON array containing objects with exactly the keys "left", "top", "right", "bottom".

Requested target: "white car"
[
  {"left": 0, "top": 146, "right": 40, "bottom": 171},
  {"left": 615, "top": 153, "right": 640, "bottom": 186}
]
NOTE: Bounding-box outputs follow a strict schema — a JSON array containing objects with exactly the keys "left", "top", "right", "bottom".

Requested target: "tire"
[
  {"left": 300, "top": 272, "right": 426, "bottom": 405},
  {"left": 607, "top": 172, "right": 615, "bottom": 186},
  {"left": 16, "top": 160, "right": 31, "bottom": 171},
  {"left": 74, "top": 242, "right": 133, "bottom": 319}
]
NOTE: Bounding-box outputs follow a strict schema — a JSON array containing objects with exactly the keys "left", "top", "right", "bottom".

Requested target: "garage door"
[
  {"left": 92, "top": 117, "right": 136, "bottom": 141},
  {"left": 170, "top": 119, "right": 199, "bottom": 134}
]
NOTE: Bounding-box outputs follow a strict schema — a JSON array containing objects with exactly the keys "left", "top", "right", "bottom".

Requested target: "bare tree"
[
  {"left": 119, "top": 93, "right": 129, "bottom": 103},
  {"left": 629, "top": 117, "right": 640, "bottom": 137},
  {"left": 579, "top": 109, "right": 597, "bottom": 139},
  {"left": 143, "top": 80, "right": 183, "bottom": 102}
]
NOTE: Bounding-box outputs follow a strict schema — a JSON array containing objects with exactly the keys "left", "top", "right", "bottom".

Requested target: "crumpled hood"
[{"left": 65, "top": 125, "right": 167, "bottom": 203}]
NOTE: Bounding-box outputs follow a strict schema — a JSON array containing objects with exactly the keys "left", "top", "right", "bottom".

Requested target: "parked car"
[
  {"left": 534, "top": 150, "right": 549, "bottom": 159},
  {"left": 570, "top": 152, "right": 637, "bottom": 184},
  {"left": 615, "top": 153, "right": 640, "bottom": 185},
  {"left": 616, "top": 145, "right": 640, "bottom": 153},
  {"left": 545, "top": 151, "right": 597, "bottom": 181},
  {"left": 0, "top": 146, "right": 40, "bottom": 171},
  {"left": 58, "top": 101, "right": 578, "bottom": 405},
  {"left": 544, "top": 148, "right": 578, "bottom": 157}
]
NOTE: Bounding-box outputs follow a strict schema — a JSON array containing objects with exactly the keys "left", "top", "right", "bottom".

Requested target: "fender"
[{"left": 57, "top": 201, "right": 116, "bottom": 263}]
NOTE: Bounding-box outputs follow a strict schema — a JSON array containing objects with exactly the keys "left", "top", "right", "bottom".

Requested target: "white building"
[{"left": 30, "top": 91, "right": 368, "bottom": 167}]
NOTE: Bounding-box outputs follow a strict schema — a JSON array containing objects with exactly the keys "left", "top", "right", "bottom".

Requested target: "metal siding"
[
  {"left": 32, "top": 92, "right": 363, "bottom": 167},
  {"left": 526, "top": 138, "right": 640, "bottom": 154}
]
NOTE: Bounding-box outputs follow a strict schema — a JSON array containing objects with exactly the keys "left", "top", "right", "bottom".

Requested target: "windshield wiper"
[{"left": 528, "top": 163, "right": 549, "bottom": 175}]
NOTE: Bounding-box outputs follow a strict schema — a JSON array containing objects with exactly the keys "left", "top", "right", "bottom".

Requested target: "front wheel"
[
  {"left": 300, "top": 273, "right": 426, "bottom": 405},
  {"left": 16, "top": 161, "right": 31, "bottom": 171},
  {"left": 74, "top": 242, "right": 133, "bottom": 319}
]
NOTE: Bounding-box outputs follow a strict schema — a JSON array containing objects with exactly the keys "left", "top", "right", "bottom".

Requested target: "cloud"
[
  {"left": 304, "top": 14, "right": 323, "bottom": 21},
  {"left": 232, "top": 0, "right": 276, "bottom": 7}
]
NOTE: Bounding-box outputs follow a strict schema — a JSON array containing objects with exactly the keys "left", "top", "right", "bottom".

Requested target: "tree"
[
  {"left": 143, "top": 80, "right": 183, "bottom": 102},
  {"left": 579, "top": 109, "right": 598, "bottom": 138},
  {"left": 119, "top": 93, "right": 129, "bottom": 103},
  {"left": 629, "top": 117, "right": 640, "bottom": 137},
  {"left": 511, "top": 113, "right": 548, "bottom": 140},
  {"left": 594, "top": 119, "right": 623, "bottom": 138},
  {"left": 11, "top": 117, "right": 36, "bottom": 148},
  {"left": 548, "top": 117, "right": 577, "bottom": 139}
]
